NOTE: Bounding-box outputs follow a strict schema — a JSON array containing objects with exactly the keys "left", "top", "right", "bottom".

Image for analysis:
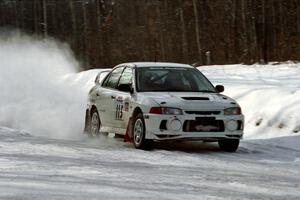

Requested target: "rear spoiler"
[{"left": 95, "top": 70, "right": 111, "bottom": 84}]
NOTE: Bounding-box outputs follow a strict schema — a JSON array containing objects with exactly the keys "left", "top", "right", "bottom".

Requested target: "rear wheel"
[
  {"left": 89, "top": 108, "right": 108, "bottom": 137},
  {"left": 132, "top": 113, "right": 153, "bottom": 150},
  {"left": 218, "top": 139, "right": 240, "bottom": 152}
]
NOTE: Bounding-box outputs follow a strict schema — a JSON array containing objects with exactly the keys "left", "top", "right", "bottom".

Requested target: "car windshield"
[{"left": 136, "top": 67, "right": 216, "bottom": 92}]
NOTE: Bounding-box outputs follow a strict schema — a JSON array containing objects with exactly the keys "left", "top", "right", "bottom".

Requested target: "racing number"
[
  {"left": 116, "top": 97, "right": 123, "bottom": 120},
  {"left": 116, "top": 103, "right": 123, "bottom": 120}
]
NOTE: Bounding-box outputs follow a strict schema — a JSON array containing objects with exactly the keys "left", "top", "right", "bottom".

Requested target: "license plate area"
[
  {"left": 195, "top": 117, "right": 216, "bottom": 121},
  {"left": 183, "top": 117, "right": 224, "bottom": 132}
]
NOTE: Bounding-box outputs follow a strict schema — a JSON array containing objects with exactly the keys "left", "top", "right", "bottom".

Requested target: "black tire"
[
  {"left": 132, "top": 113, "right": 153, "bottom": 150},
  {"left": 88, "top": 108, "right": 108, "bottom": 137},
  {"left": 218, "top": 139, "right": 240, "bottom": 152}
]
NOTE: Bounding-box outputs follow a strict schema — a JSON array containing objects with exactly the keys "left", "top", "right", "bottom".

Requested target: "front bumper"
[{"left": 144, "top": 113, "right": 244, "bottom": 141}]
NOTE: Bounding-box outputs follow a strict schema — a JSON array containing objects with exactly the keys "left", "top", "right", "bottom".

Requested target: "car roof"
[{"left": 117, "top": 62, "right": 194, "bottom": 69}]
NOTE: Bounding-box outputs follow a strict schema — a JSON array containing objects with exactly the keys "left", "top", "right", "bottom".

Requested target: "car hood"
[{"left": 139, "top": 92, "right": 239, "bottom": 110}]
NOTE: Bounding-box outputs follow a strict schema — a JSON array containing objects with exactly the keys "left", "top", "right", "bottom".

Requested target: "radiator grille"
[{"left": 185, "top": 111, "right": 221, "bottom": 115}]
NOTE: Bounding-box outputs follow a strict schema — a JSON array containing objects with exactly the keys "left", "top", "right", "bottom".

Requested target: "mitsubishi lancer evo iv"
[{"left": 84, "top": 62, "right": 244, "bottom": 151}]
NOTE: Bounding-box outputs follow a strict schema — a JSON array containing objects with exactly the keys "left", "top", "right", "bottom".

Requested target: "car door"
[
  {"left": 112, "top": 67, "right": 134, "bottom": 129},
  {"left": 96, "top": 66, "right": 125, "bottom": 127}
]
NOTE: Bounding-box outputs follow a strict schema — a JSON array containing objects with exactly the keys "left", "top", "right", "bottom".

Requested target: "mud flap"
[{"left": 124, "top": 117, "right": 133, "bottom": 142}]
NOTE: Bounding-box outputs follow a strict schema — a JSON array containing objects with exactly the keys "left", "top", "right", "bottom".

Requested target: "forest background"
[{"left": 1, "top": 0, "right": 300, "bottom": 69}]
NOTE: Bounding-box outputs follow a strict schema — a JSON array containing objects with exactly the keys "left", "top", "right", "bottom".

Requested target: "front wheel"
[
  {"left": 218, "top": 139, "right": 240, "bottom": 152},
  {"left": 132, "top": 113, "right": 153, "bottom": 150}
]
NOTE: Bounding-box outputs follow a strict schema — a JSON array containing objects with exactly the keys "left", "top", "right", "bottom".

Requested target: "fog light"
[
  {"left": 227, "top": 120, "right": 238, "bottom": 131},
  {"left": 168, "top": 119, "right": 182, "bottom": 131}
]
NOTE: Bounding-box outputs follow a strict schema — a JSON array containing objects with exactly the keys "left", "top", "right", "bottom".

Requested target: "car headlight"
[
  {"left": 224, "top": 107, "right": 242, "bottom": 115},
  {"left": 150, "top": 107, "right": 183, "bottom": 115},
  {"left": 162, "top": 107, "right": 183, "bottom": 115}
]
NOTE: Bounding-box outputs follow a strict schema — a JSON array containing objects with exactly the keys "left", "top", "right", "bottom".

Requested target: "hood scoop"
[{"left": 182, "top": 97, "right": 209, "bottom": 100}]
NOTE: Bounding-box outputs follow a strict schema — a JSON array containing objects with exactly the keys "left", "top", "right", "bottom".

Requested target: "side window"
[
  {"left": 102, "top": 67, "right": 124, "bottom": 89},
  {"left": 118, "top": 67, "right": 133, "bottom": 86}
]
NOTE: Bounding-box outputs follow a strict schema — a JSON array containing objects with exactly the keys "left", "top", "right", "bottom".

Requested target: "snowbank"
[{"left": 200, "top": 63, "right": 300, "bottom": 139}]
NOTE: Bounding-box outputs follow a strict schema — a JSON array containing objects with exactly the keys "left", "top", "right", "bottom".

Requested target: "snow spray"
[{"left": 0, "top": 30, "right": 87, "bottom": 139}]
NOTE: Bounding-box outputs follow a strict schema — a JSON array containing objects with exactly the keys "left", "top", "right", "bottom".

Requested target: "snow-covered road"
[{"left": 0, "top": 127, "right": 299, "bottom": 200}]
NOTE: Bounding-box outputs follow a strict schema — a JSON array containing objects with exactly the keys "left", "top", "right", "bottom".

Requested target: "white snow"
[
  {"left": 199, "top": 63, "right": 300, "bottom": 139},
  {"left": 0, "top": 33, "right": 300, "bottom": 199},
  {"left": 0, "top": 126, "right": 299, "bottom": 200},
  {"left": 0, "top": 32, "right": 86, "bottom": 140}
]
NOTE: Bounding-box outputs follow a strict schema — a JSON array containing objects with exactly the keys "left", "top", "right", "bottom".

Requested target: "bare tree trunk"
[
  {"left": 179, "top": 0, "right": 188, "bottom": 62},
  {"left": 262, "top": 0, "right": 268, "bottom": 63},
  {"left": 270, "top": 1, "right": 276, "bottom": 60},
  {"left": 82, "top": 1, "right": 89, "bottom": 65},
  {"left": 297, "top": 0, "right": 300, "bottom": 35},
  {"left": 43, "top": 0, "right": 48, "bottom": 37},
  {"left": 162, "top": 0, "right": 169, "bottom": 61},
  {"left": 141, "top": 1, "right": 148, "bottom": 61},
  {"left": 249, "top": 0, "right": 259, "bottom": 63},
  {"left": 95, "top": 0, "right": 103, "bottom": 64},
  {"left": 228, "top": 0, "right": 236, "bottom": 63},
  {"left": 96, "top": 0, "right": 102, "bottom": 30},
  {"left": 13, "top": 0, "right": 19, "bottom": 28},
  {"left": 0, "top": 1, "right": 2, "bottom": 26},
  {"left": 19, "top": 0, "right": 25, "bottom": 30},
  {"left": 278, "top": 1, "right": 284, "bottom": 60},
  {"left": 240, "top": 0, "right": 248, "bottom": 63},
  {"left": 33, "top": 0, "right": 39, "bottom": 33},
  {"left": 157, "top": 4, "right": 166, "bottom": 61},
  {"left": 69, "top": 1, "right": 77, "bottom": 35},
  {"left": 192, "top": 0, "right": 202, "bottom": 64}
]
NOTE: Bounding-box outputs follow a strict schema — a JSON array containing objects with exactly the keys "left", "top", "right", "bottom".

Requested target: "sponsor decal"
[{"left": 124, "top": 102, "right": 129, "bottom": 112}]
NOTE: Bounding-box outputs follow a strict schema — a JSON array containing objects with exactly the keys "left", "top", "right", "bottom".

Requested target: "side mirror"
[
  {"left": 118, "top": 84, "right": 134, "bottom": 94},
  {"left": 215, "top": 85, "right": 224, "bottom": 93}
]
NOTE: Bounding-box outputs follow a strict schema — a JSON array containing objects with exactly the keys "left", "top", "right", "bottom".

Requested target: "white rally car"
[{"left": 84, "top": 62, "right": 244, "bottom": 151}]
